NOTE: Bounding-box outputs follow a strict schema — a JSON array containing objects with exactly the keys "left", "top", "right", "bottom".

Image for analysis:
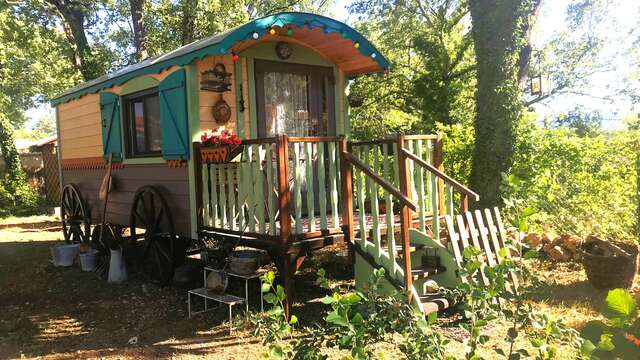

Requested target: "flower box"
[
  {"left": 200, "top": 128, "right": 243, "bottom": 163},
  {"left": 200, "top": 144, "right": 243, "bottom": 163}
]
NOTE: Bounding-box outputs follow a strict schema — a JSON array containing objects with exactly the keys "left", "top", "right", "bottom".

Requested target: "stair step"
[
  {"left": 380, "top": 244, "right": 418, "bottom": 254},
  {"left": 411, "top": 266, "right": 446, "bottom": 281},
  {"left": 420, "top": 294, "right": 450, "bottom": 314}
]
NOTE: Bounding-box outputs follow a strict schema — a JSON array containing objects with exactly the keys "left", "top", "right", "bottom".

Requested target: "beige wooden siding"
[
  {"left": 195, "top": 55, "right": 238, "bottom": 134},
  {"left": 57, "top": 67, "right": 180, "bottom": 160}
]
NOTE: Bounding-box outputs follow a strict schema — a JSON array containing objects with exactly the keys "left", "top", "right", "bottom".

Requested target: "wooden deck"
[{"left": 195, "top": 133, "right": 478, "bottom": 316}]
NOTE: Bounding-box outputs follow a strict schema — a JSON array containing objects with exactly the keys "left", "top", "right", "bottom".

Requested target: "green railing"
[
  {"left": 197, "top": 136, "right": 343, "bottom": 240},
  {"left": 344, "top": 134, "right": 478, "bottom": 310}
]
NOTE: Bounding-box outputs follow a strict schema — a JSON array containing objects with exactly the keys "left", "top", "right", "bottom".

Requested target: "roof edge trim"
[{"left": 51, "top": 12, "right": 389, "bottom": 106}]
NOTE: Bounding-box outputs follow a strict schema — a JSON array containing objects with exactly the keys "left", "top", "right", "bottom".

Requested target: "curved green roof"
[{"left": 51, "top": 12, "right": 389, "bottom": 106}]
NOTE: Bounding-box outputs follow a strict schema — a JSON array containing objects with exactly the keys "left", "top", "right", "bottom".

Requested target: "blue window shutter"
[
  {"left": 99, "top": 92, "right": 123, "bottom": 160},
  {"left": 159, "top": 69, "right": 190, "bottom": 160}
]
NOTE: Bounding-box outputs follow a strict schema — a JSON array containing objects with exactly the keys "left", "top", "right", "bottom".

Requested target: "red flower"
[{"left": 200, "top": 128, "right": 242, "bottom": 146}]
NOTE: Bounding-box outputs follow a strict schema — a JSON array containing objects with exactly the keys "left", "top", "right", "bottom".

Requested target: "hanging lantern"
[{"left": 530, "top": 74, "right": 550, "bottom": 96}]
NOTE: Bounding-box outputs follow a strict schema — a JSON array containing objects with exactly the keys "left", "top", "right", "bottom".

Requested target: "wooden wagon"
[{"left": 52, "top": 12, "right": 484, "bottom": 314}]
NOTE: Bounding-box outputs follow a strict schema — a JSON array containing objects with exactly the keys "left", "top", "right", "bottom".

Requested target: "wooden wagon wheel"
[
  {"left": 129, "top": 186, "right": 177, "bottom": 286},
  {"left": 61, "top": 184, "right": 91, "bottom": 244}
]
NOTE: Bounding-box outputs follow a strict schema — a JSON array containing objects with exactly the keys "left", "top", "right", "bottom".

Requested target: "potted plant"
[{"left": 200, "top": 128, "right": 242, "bottom": 163}]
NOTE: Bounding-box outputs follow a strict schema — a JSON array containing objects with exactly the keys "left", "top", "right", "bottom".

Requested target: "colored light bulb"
[
  {"left": 287, "top": 28, "right": 293, "bottom": 36},
  {"left": 252, "top": 32, "right": 259, "bottom": 39},
  {"left": 269, "top": 28, "right": 276, "bottom": 35}
]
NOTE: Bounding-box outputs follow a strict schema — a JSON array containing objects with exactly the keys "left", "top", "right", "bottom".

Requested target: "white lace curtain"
[{"left": 263, "top": 72, "right": 310, "bottom": 137}]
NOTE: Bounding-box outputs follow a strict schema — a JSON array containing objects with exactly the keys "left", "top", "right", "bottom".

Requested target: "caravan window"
[{"left": 123, "top": 89, "right": 162, "bottom": 157}]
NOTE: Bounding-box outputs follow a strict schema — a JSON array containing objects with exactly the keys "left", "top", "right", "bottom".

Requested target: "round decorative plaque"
[{"left": 212, "top": 95, "right": 231, "bottom": 125}]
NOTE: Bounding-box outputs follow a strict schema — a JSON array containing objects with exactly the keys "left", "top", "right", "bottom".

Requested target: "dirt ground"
[{"left": 0, "top": 215, "right": 633, "bottom": 359}]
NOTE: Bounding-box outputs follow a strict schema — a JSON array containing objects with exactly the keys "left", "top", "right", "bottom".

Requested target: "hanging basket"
[
  {"left": 200, "top": 144, "right": 242, "bottom": 163},
  {"left": 578, "top": 239, "right": 638, "bottom": 289}
]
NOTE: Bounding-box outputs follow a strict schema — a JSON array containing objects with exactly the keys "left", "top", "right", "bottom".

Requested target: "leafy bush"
[
  {"left": 509, "top": 126, "right": 639, "bottom": 239},
  {"left": 580, "top": 288, "right": 640, "bottom": 359},
  {"left": 0, "top": 176, "right": 42, "bottom": 217},
  {"left": 440, "top": 116, "right": 639, "bottom": 240}
]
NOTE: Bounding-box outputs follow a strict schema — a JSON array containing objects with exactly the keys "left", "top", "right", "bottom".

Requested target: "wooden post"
[
  {"left": 339, "top": 137, "right": 355, "bottom": 264},
  {"left": 434, "top": 132, "right": 446, "bottom": 216},
  {"left": 461, "top": 193, "right": 469, "bottom": 214},
  {"left": 276, "top": 134, "right": 293, "bottom": 318},
  {"left": 397, "top": 135, "right": 413, "bottom": 301}
]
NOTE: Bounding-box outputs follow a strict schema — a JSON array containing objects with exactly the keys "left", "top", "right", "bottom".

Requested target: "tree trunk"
[
  {"left": 129, "top": 0, "right": 148, "bottom": 60},
  {"left": 180, "top": 0, "right": 197, "bottom": 46},
  {"left": 45, "top": 0, "right": 102, "bottom": 80},
  {"left": 468, "top": 0, "right": 541, "bottom": 208}
]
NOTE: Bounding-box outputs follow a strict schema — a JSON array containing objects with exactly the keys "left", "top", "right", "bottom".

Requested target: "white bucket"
[
  {"left": 108, "top": 248, "right": 127, "bottom": 283},
  {"left": 79, "top": 250, "right": 99, "bottom": 271},
  {"left": 51, "top": 244, "right": 80, "bottom": 267}
]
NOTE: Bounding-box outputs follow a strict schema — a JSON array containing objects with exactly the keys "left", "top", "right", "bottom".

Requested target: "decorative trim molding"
[
  {"left": 61, "top": 157, "right": 124, "bottom": 170},
  {"left": 167, "top": 159, "right": 188, "bottom": 168}
]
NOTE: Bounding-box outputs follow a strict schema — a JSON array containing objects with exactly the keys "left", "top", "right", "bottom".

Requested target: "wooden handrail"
[
  {"left": 400, "top": 148, "right": 480, "bottom": 201},
  {"left": 287, "top": 136, "right": 341, "bottom": 143},
  {"left": 349, "top": 138, "right": 397, "bottom": 146},
  {"left": 237, "top": 137, "right": 278, "bottom": 145},
  {"left": 342, "top": 151, "right": 418, "bottom": 212},
  {"left": 401, "top": 134, "right": 439, "bottom": 141}
]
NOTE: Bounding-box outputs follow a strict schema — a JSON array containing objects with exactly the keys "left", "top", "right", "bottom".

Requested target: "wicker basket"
[{"left": 579, "top": 241, "right": 638, "bottom": 289}]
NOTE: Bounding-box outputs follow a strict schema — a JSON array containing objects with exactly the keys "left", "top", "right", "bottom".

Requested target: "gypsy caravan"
[{"left": 53, "top": 12, "right": 485, "bottom": 314}]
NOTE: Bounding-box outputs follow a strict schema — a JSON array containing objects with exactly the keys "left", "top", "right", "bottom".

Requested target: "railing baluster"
[
  {"left": 383, "top": 144, "right": 396, "bottom": 273},
  {"left": 371, "top": 145, "right": 381, "bottom": 258},
  {"left": 266, "top": 144, "right": 277, "bottom": 235},
  {"left": 446, "top": 184, "right": 454, "bottom": 217},
  {"left": 328, "top": 142, "right": 339, "bottom": 229},
  {"left": 426, "top": 140, "right": 433, "bottom": 213},
  {"left": 245, "top": 146, "right": 254, "bottom": 232},
  {"left": 317, "top": 142, "right": 327, "bottom": 230},
  {"left": 356, "top": 148, "right": 367, "bottom": 245},
  {"left": 227, "top": 164, "right": 236, "bottom": 231},
  {"left": 218, "top": 164, "right": 227, "bottom": 227},
  {"left": 407, "top": 140, "right": 417, "bottom": 201},
  {"left": 305, "top": 142, "right": 315, "bottom": 232},
  {"left": 431, "top": 169, "right": 440, "bottom": 241},
  {"left": 202, "top": 163, "right": 210, "bottom": 227},
  {"left": 293, "top": 143, "right": 303, "bottom": 234},
  {"left": 415, "top": 139, "right": 426, "bottom": 232},
  {"left": 210, "top": 164, "right": 218, "bottom": 227},
  {"left": 255, "top": 144, "right": 266, "bottom": 234},
  {"left": 237, "top": 154, "right": 245, "bottom": 230}
]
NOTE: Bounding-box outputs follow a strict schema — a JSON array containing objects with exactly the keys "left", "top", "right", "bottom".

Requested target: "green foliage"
[
  {"left": 251, "top": 271, "right": 298, "bottom": 359},
  {"left": 509, "top": 122, "right": 639, "bottom": 239},
  {"left": 348, "top": 0, "right": 476, "bottom": 140},
  {"left": 580, "top": 289, "right": 640, "bottom": 359},
  {"left": 453, "top": 244, "right": 579, "bottom": 360}
]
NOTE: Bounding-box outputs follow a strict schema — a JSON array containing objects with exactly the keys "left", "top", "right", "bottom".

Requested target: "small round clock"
[{"left": 275, "top": 42, "right": 292, "bottom": 60}]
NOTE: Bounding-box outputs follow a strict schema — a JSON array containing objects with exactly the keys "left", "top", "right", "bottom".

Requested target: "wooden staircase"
[{"left": 343, "top": 134, "right": 479, "bottom": 314}]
